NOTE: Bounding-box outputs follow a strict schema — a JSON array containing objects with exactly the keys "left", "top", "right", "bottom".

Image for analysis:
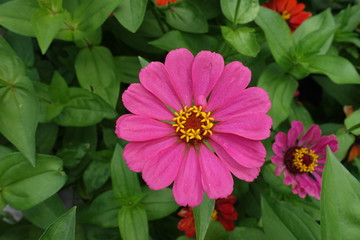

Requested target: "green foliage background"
[{"left": 0, "top": 0, "right": 360, "bottom": 239}]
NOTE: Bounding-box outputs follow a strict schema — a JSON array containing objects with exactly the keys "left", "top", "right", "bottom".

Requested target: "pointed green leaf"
[
  {"left": 0, "top": 153, "right": 67, "bottom": 210},
  {"left": 111, "top": 144, "right": 142, "bottom": 200},
  {"left": 229, "top": 227, "right": 266, "bottom": 240},
  {"left": 118, "top": 205, "right": 148, "bottom": 240},
  {"left": 114, "top": 0, "right": 148, "bottom": 33},
  {"left": 49, "top": 72, "right": 70, "bottom": 103},
  {"left": 39, "top": 206, "right": 76, "bottom": 240},
  {"left": 288, "top": 100, "right": 314, "bottom": 129},
  {"left": 345, "top": 109, "right": 360, "bottom": 135},
  {"left": 220, "top": 0, "right": 259, "bottom": 24},
  {"left": 335, "top": 128, "right": 356, "bottom": 160},
  {"left": 193, "top": 194, "right": 215, "bottom": 240},
  {"left": 115, "top": 56, "right": 141, "bottom": 84},
  {"left": 321, "top": 148, "right": 360, "bottom": 240}
]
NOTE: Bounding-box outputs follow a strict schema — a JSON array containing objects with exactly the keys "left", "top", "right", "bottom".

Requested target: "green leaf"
[
  {"left": 204, "top": 221, "right": 228, "bottom": 240},
  {"left": 49, "top": 72, "right": 70, "bottom": 103},
  {"left": 5, "top": 31, "right": 35, "bottom": 67},
  {"left": 261, "top": 196, "right": 320, "bottom": 240},
  {"left": 75, "top": 46, "right": 119, "bottom": 108},
  {"left": 37, "top": 0, "right": 63, "bottom": 11},
  {"left": 138, "top": 56, "right": 149, "bottom": 68},
  {"left": 111, "top": 144, "right": 142, "bottom": 200},
  {"left": 193, "top": 194, "right": 215, "bottom": 240},
  {"left": 115, "top": 56, "right": 141, "bottom": 84},
  {"left": 255, "top": 7, "right": 295, "bottom": 71},
  {"left": 221, "top": 26, "right": 260, "bottom": 57},
  {"left": 0, "top": 153, "right": 67, "bottom": 210},
  {"left": 335, "top": 4, "right": 360, "bottom": 32},
  {"left": 262, "top": 164, "right": 291, "bottom": 195},
  {"left": 118, "top": 205, "right": 148, "bottom": 240},
  {"left": 31, "top": 9, "right": 64, "bottom": 54},
  {"left": 23, "top": 194, "right": 66, "bottom": 229},
  {"left": 220, "top": 0, "right": 259, "bottom": 24},
  {"left": 288, "top": 100, "right": 314, "bottom": 130},
  {"left": 141, "top": 188, "right": 179, "bottom": 220},
  {"left": 83, "top": 151, "right": 111, "bottom": 193},
  {"left": 0, "top": 0, "right": 37, "bottom": 37},
  {"left": 39, "top": 206, "right": 76, "bottom": 240},
  {"left": 54, "top": 87, "right": 117, "bottom": 127},
  {"left": 165, "top": 0, "right": 208, "bottom": 33},
  {"left": 302, "top": 55, "right": 360, "bottom": 84},
  {"left": 345, "top": 109, "right": 360, "bottom": 135},
  {"left": 321, "top": 148, "right": 360, "bottom": 240},
  {"left": 335, "top": 128, "right": 356, "bottom": 160},
  {"left": 79, "top": 190, "right": 119, "bottom": 228},
  {"left": 149, "top": 30, "right": 218, "bottom": 54},
  {"left": 257, "top": 64, "right": 298, "bottom": 129},
  {"left": 294, "top": 9, "right": 336, "bottom": 57},
  {"left": 114, "top": 0, "right": 148, "bottom": 33},
  {"left": 229, "top": 227, "right": 266, "bottom": 240}
]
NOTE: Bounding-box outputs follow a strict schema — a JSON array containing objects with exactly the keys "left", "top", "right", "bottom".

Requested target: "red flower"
[
  {"left": 177, "top": 195, "right": 238, "bottom": 238},
  {"left": 263, "top": 0, "right": 312, "bottom": 32},
  {"left": 156, "top": 0, "right": 178, "bottom": 6}
]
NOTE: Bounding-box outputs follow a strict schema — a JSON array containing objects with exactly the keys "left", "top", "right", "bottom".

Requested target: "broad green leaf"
[
  {"left": 285, "top": 195, "right": 321, "bottom": 222},
  {"left": 288, "top": 100, "right": 314, "bottom": 130},
  {"left": 49, "top": 72, "right": 70, "bottom": 104},
  {"left": 261, "top": 164, "right": 291, "bottom": 195},
  {"left": 0, "top": 37, "right": 25, "bottom": 80},
  {"left": 0, "top": 145, "right": 14, "bottom": 158},
  {"left": 221, "top": 26, "right": 260, "bottom": 57},
  {"left": 79, "top": 190, "right": 119, "bottom": 228},
  {"left": 193, "top": 194, "right": 215, "bottom": 240},
  {"left": 111, "top": 144, "right": 142, "bottom": 200},
  {"left": 204, "top": 221, "right": 228, "bottom": 240},
  {"left": 138, "top": 56, "right": 149, "bottom": 68},
  {"left": 229, "top": 227, "right": 266, "bottom": 240},
  {"left": 114, "top": 0, "right": 148, "bottom": 33},
  {"left": 141, "top": 188, "right": 179, "bottom": 220},
  {"left": 37, "top": 0, "right": 63, "bottom": 11},
  {"left": 335, "top": 4, "right": 360, "bottom": 32},
  {"left": 31, "top": 9, "right": 64, "bottom": 54},
  {"left": 0, "top": 0, "right": 37, "bottom": 37},
  {"left": 0, "top": 224, "right": 42, "bottom": 240},
  {"left": 23, "top": 194, "right": 66, "bottom": 229},
  {"left": 54, "top": 87, "right": 117, "bottom": 127},
  {"left": 257, "top": 64, "right": 298, "bottom": 129},
  {"left": 302, "top": 55, "right": 360, "bottom": 84},
  {"left": 220, "top": 0, "right": 259, "bottom": 24},
  {"left": 39, "top": 206, "right": 76, "bottom": 240},
  {"left": 118, "top": 205, "right": 148, "bottom": 240},
  {"left": 335, "top": 128, "right": 356, "bottom": 160},
  {"left": 0, "top": 153, "right": 67, "bottom": 210},
  {"left": 165, "top": 1, "right": 208, "bottom": 33},
  {"left": 261, "top": 196, "right": 320, "bottom": 240},
  {"left": 294, "top": 9, "right": 336, "bottom": 56},
  {"left": 345, "top": 109, "right": 360, "bottom": 135},
  {"left": 6, "top": 31, "right": 35, "bottom": 67},
  {"left": 149, "top": 30, "right": 218, "bottom": 54},
  {"left": 75, "top": 46, "right": 119, "bottom": 108},
  {"left": 321, "top": 148, "right": 360, "bottom": 240},
  {"left": 255, "top": 7, "right": 295, "bottom": 71},
  {"left": 115, "top": 56, "right": 141, "bottom": 84},
  {"left": 192, "top": 0, "right": 220, "bottom": 19}
]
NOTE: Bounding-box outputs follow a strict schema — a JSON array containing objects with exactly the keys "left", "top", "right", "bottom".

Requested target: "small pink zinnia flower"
[
  {"left": 115, "top": 48, "right": 272, "bottom": 206},
  {"left": 271, "top": 121, "right": 338, "bottom": 199}
]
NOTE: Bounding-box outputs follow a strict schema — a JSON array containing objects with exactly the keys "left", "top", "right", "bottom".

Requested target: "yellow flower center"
[
  {"left": 172, "top": 106, "right": 214, "bottom": 144},
  {"left": 211, "top": 209, "right": 218, "bottom": 221},
  {"left": 281, "top": 10, "right": 291, "bottom": 20},
  {"left": 284, "top": 147, "right": 319, "bottom": 174}
]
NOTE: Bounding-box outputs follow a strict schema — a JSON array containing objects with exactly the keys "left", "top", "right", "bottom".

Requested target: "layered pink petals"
[
  {"left": 173, "top": 146, "right": 203, "bottom": 207},
  {"left": 165, "top": 48, "right": 194, "bottom": 107},
  {"left": 123, "top": 136, "right": 179, "bottom": 172},
  {"left": 192, "top": 51, "right": 224, "bottom": 105},
  {"left": 143, "top": 142, "right": 186, "bottom": 190},
  {"left": 213, "top": 113, "right": 272, "bottom": 140},
  {"left": 287, "top": 120, "right": 303, "bottom": 147},
  {"left": 198, "top": 144, "right": 233, "bottom": 199},
  {"left": 115, "top": 114, "right": 174, "bottom": 141},
  {"left": 122, "top": 84, "right": 173, "bottom": 120},
  {"left": 140, "top": 62, "right": 182, "bottom": 111}
]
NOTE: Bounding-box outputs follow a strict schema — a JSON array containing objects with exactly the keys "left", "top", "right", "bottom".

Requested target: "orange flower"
[
  {"left": 156, "top": 0, "right": 178, "bottom": 6},
  {"left": 263, "top": 0, "right": 312, "bottom": 32},
  {"left": 177, "top": 195, "right": 238, "bottom": 238}
]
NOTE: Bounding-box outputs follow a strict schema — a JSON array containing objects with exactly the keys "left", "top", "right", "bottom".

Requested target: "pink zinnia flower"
[
  {"left": 271, "top": 121, "right": 338, "bottom": 199},
  {"left": 115, "top": 48, "right": 272, "bottom": 206}
]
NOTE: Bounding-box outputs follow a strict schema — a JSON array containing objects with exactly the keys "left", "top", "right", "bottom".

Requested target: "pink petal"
[
  {"left": 192, "top": 51, "right": 224, "bottom": 105},
  {"left": 140, "top": 62, "right": 182, "bottom": 111},
  {"left": 271, "top": 155, "right": 284, "bottom": 165},
  {"left": 123, "top": 136, "right": 179, "bottom": 172},
  {"left": 198, "top": 144, "right": 233, "bottom": 199},
  {"left": 209, "top": 140, "right": 260, "bottom": 182},
  {"left": 173, "top": 146, "right": 204, "bottom": 207},
  {"left": 142, "top": 142, "right": 186, "bottom": 190},
  {"left": 210, "top": 133, "right": 266, "bottom": 168},
  {"left": 311, "top": 135, "right": 339, "bottom": 156},
  {"left": 283, "top": 171, "right": 295, "bottom": 185},
  {"left": 287, "top": 121, "right": 304, "bottom": 147},
  {"left": 122, "top": 83, "right": 173, "bottom": 120},
  {"left": 115, "top": 114, "right": 174, "bottom": 141},
  {"left": 165, "top": 48, "right": 194, "bottom": 107},
  {"left": 211, "top": 87, "right": 271, "bottom": 121},
  {"left": 207, "top": 61, "right": 251, "bottom": 111},
  {"left": 298, "top": 124, "right": 322, "bottom": 147},
  {"left": 273, "top": 132, "right": 288, "bottom": 156},
  {"left": 275, "top": 165, "right": 285, "bottom": 176},
  {"left": 213, "top": 113, "right": 272, "bottom": 140}
]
